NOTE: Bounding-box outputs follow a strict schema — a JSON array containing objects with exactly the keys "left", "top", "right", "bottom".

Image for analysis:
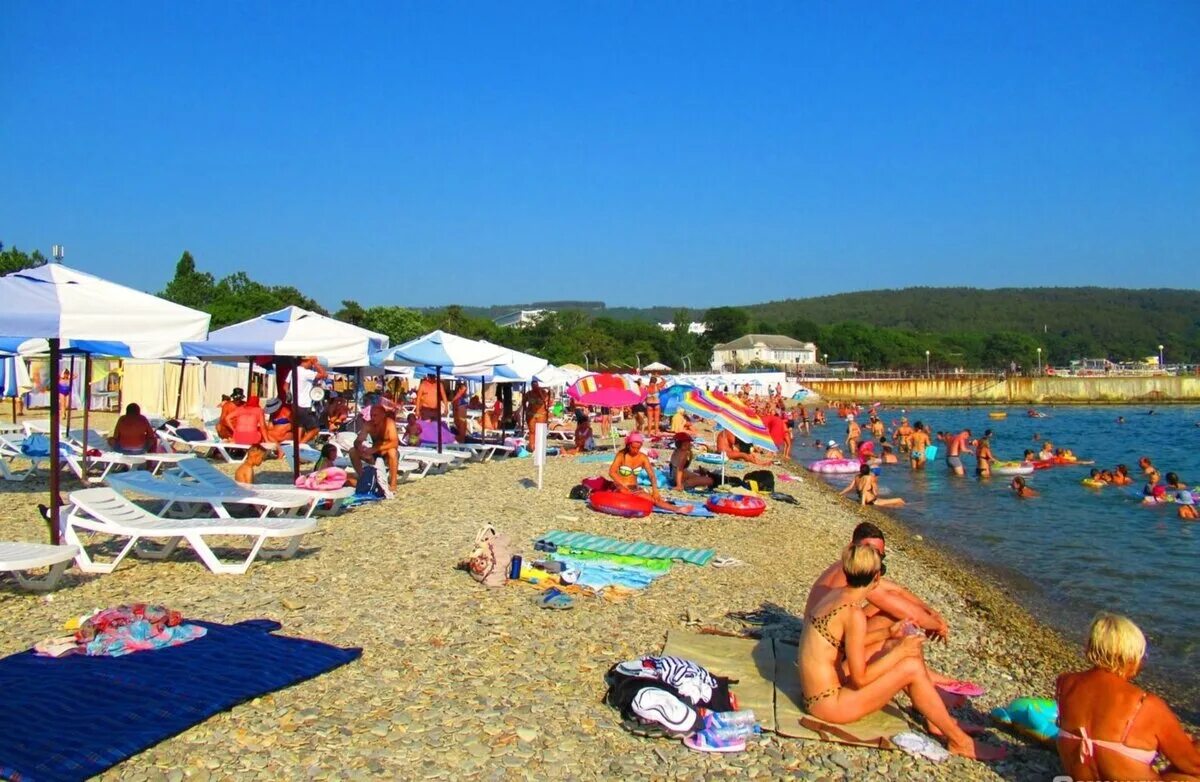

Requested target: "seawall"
[{"left": 802, "top": 375, "right": 1200, "bottom": 404}]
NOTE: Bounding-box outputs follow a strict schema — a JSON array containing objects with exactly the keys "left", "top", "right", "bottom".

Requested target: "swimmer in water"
[
  {"left": 1142, "top": 469, "right": 1167, "bottom": 504},
  {"left": 1178, "top": 491, "right": 1198, "bottom": 520},
  {"left": 909, "top": 422, "right": 931, "bottom": 471},
  {"left": 1022, "top": 449, "right": 1036, "bottom": 464},
  {"left": 1165, "top": 472, "right": 1188, "bottom": 492},
  {"left": 841, "top": 463, "right": 906, "bottom": 508},
  {"left": 1111, "top": 464, "right": 1133, "bottom": 485},
  {"left": 1138, "top": 457, "right": 1155, "bottom": 476},
  {"left": 1011, "top": 476, "right": 1039, "bottom": 498},
  {"left": 1116, "top": 416, "right": 1126, "bottom": 424},
  {"left": 824, "top": 440, "right": 845, "bottom": 459}
]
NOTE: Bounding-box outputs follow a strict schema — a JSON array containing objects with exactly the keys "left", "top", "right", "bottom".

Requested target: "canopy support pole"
[
  {"left": 10, "top": 396, "right": 16, "bottom": 424},
  {"left": 174, "top": 359, "right": 186, "bottom": 421},
  {"left": 435, "top": 367, "right": 443, "bottom": 453},
  {"left": 48, "top": 340, "right": 62, "bottom": 545},
  {"left": 246, "top": 361, "right": 255, "bottom": 399},
  {"left": 81, "top": 354, "right": 92, "bottom": 480},
  {"left": 291, "top": 362, "right": 301, "bottom": 480},
  {"left": 64, "top": 355, "right": 75, "bottom": 433}
]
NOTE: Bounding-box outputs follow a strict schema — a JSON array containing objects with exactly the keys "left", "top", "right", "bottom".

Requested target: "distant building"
[
  {"left": 657, "top": 321, "right": 708, "bottom": 335},
  {"left": 494, "top": 309, "right": 553, "bottom": 328},
  {"left": 710, "top": 334, "right": 819, "bottom": 371}
]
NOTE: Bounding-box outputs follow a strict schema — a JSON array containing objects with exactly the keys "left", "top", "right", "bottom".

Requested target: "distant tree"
[
  {"left": 335, "top": 300, "right": 369, "bottom": 327},
  {"left": 161, "top": 251, "right": 216, "bottom": 309},
  {"left": 0, "top": 244, "right": 48, "bottom": 275},
  {"left": 980, "top": 331, "right": 1040, "bottom": 369},
  {"left": 362, "top": 306, "right": 428, "bottom": 344},
  {"left": 703, "top": 307, "right": 749, "bottom": 345},
  {"left": 784, "top": 317, "right": 821, "bottom": 343}
]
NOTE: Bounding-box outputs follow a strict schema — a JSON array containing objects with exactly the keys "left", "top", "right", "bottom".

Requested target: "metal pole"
[
  {"left": 174, "top": 359, "right": 187, "bottom": 421},
  {"left": 64, "top": 355, "right": 75, "bottom": 433},
  {"left": 291, "top": 362, "right": 301, "bottom": 480},
  {"left": 436, "top": 367, "right": 443, "bottom": 453},
  {"left": 48, "top": 340, "right": 62, "bottom": 545},
  {"left": 10, "top": 396, "right": 15, "bottom": 425},
  {"left": 82, "top": 354, "right": 92, "bottom": 478},
  {"left": 247, "top": 360, "right": 255, "bottom": 398}
]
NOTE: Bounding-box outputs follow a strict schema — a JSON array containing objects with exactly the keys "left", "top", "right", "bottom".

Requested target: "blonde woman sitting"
[
  {"left": 798, "top": 544, "right": 1005, "bottom": 761},
  {"left": 1057, "top": 612, "right": 1200, "bottom": 781}
]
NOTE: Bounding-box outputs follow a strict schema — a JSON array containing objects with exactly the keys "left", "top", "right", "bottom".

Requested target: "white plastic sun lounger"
[
  {"left": 61, "top": 447, "right": 147, "bottom": 485},
  {"left": 63, "top": 488, "right": 317, "bottom": 575},
  {"left": 0, "top": 434, "right": 38, "bottom": 481},
  {"left": 0, "top": 542, "right": 79, "bottom": 591},
  {"left": 397, "top": 447, "right": 468, "bottom": 469},
  {"left": 171, "top": 458, "right": 357, "bottom": 516},
  {"left": 157, "top": 427, "right": 256, "bottom": 463},
  {"left": 443, "top": 442, "right": 514, "bottom": 462},
  {"left": 108, "top": 471, "right": 311, "bottom": 519}
]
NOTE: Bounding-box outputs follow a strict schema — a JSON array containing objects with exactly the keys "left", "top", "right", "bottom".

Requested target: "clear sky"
[{"left": 2, "top": 2, "right": 1197, "bottom": 310}]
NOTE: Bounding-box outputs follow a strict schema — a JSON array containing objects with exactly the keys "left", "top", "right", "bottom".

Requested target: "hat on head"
[
  {"left": 263, "top": 398, "right": 283, "bottom": 416},
  {"left": 673, "top": 432, "right": 694, "bottom": 444},
  {"left": 828, "top": 439, "right": 837, "bottom": 447},
  {"left": 625, "top": 431, "right": 644, "bottom": 445},
  {"left": 231, "top": 387, "right": 245, "bottom": 400}
]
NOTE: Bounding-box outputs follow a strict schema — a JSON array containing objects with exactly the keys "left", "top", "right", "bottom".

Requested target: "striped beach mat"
[{"left": 538, "top": 530, "right": 715, "bottom": 566}]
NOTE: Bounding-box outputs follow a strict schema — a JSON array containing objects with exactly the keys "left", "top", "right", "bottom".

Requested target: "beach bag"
[
  {"left": 581, "top": 476, "right": 612, "bottom": 492},
  {"left": 743, "top": 470, "right": 775, "bottom": 493},
  {"left": 467, "top": 525, "right": 513, "bottom": 588},
  {"left": 354, "top": 464, "right": 385, "bottom": 499},
  {"left": 569, "top": 484, "right": 592, "bottom": 501},
  {"left": 174, "top": 427, "right": 208, "bottom": 442}
]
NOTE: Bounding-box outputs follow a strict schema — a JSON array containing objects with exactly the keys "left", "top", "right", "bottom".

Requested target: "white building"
[
  {"left": 494, "top": 309, "right": 553, "bottom": 328},
  {"left": 710, "top": 334, "right": 819, "bottom": 371},
  {"left": 657, "top": 321, "right": 708, "bottom": 335}
]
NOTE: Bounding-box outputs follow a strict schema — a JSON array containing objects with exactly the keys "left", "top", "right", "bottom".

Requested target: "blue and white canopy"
[
  {"left": 0, "top": 354, "right": 31, "bottom": 398},
  {"left": 183, "top": 306, "right": 388, "bottom": 367},
  {"left": 371, "top": 330, "right": 512, "bottom": 373},
  {"left": 0, "top": 336, "right": 188, "bottom": 360},
  {"left": 0, "top": 264, "right": 210, "bottom": 347}
]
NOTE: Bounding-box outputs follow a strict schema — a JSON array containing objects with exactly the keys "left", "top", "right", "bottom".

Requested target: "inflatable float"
[
  {"left": 807, "top": 458, "right": 862, "bottom": 474},
  {"left": 988, "top": 411, "right": 1008, "bottom": 420},
  {"left": 706, "top": 493, "right": 767, "bottom": 517},
  {"left": 695, "top": 452, "right": 726, "bottom": 465},
  {"left": 1081, "top": 478, "right": 1106, "bottom": 488},
  {"left": 992, "top": 461, "right": 1034, "bottom": 476},
  {"left": 588, "top": 490, "right": 654, "bottom": 518}
]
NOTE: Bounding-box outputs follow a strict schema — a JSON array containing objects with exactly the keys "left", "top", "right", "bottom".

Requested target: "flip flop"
[
  {"left": 683, "top": 731, "right": 747, "bottom": 753},
  {"left": 937, "top": 680, "right": 986, "bottom": 698},
  {"left": 535, "top": 588, "right": 574, "bottom": 610}
]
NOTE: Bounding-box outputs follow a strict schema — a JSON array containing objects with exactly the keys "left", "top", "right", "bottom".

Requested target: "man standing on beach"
[
  {"left": 351, "top": 399, "right": 401, "bottom": 495},
  {"left": 947, "top": 428, "right": 971, "bottom": 476}
]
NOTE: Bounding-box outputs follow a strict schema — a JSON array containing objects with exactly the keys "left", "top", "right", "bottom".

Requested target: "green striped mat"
[{"left": 538, "top": 530, "right": 715, "bottom": 566}]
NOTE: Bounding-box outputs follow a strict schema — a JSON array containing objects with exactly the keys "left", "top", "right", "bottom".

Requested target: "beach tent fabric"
[
  {"left": 183, "top": 306, "right": 388, "bottom": 368},
  {"left": 371, "top": 330, "right": 511, "bottom": 371},
  {"left": 0, "top": 619, "right": 360, "bottom": 782},
  {"left": 0, "top": 355, "right": 31, "bottom": 398},
  {"left": 0, "top": 264, "right": 210, "bottom": 345},
  {"left": 538, "top": 530, "right": 715, "bottom": 566}
]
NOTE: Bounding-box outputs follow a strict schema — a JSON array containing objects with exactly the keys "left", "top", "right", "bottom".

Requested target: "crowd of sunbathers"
[{"left": 799, "top": 521, "right": 1200, "bottom": 774}]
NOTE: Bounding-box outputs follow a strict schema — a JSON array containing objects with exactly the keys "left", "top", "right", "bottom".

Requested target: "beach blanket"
[
  {"left": 575, "top": 453, "right": 615, "bottom": 464},
  {"left": 552, "top": 555, "right": 668, "bottom": 591},
  {"left": 538, "top": 531, "right": 716, "bottom": 567},
  {"left": 0, "top": 619, "right": 361, "bottom": 782},
  {"left": 651, "top": 499, "right": 715, "bottom": 517},
  {"left": 662, "top": 631, "right": 912, "bottom": 746}
]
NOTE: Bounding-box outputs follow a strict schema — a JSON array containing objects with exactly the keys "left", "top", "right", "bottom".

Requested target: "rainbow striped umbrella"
[
  {"left": 680, "top": 388, "right": 777, "bottom": 452},
  {"left": 566, "top": 373, "right": 646, "bottom": 407}
]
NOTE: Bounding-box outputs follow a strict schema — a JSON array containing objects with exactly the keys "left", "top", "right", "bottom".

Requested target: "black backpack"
[
  {"left": 569, "top": 484, "right": 592, "bottom": 501},
  {"left": 743, "top": 469, "right": 775, "bottom": 492}
]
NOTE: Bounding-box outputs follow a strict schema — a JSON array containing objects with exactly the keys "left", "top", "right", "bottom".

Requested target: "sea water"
[{"left": 794, "top": 404, "right": 1200, "bottom": 717}]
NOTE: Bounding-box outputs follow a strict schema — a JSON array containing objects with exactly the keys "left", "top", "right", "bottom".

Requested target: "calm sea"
[{"left": 794, "top": 404, "right": 1200, "bottom": 717}]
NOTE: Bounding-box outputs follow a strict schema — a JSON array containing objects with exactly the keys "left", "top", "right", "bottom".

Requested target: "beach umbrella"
[
  {"left": 0, "top": 263, "right": 211, "bottom": 543},
  {"left": 566, "top": 373, "right": 646, "bottom": 408},
  {"left": 371, "top": 330, "right": 512, "bottom": 451},
  {"left": 643, "top": 361, "right": 672, "bottom": 372},
  {"left": 183, "top": 306, "right": 388, "bottom": 477},
  {"left": 657, "top": 383, "right": 694, "bottom": 416},
  {"left": 677, "top": 387, "right": 777, "bottom": 452}
]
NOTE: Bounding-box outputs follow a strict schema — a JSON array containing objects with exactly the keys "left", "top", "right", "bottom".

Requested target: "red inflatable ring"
[
  {"left": 588, "top": 490, "right": 654, "bottom": 518},
  {"left": 705, "top": 493, "right": 767, "bottom": 517}
]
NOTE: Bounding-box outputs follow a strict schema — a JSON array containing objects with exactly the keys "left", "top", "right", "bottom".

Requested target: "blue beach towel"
[
  {"left": 0, "top": 619, "right": 361, "bottom": 782},
  {"left": 652, "top": 500, "right": 715, "bottom": 517}
]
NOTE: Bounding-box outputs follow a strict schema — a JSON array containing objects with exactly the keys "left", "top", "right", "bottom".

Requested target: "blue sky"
[{"left": 2, "top": 2, "right": 1197, "bottom": 310}]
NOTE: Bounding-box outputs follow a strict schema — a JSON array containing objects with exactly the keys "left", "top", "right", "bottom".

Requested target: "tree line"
[{"left": 3, "top": 243, "right": 1194, "bottom": 369}]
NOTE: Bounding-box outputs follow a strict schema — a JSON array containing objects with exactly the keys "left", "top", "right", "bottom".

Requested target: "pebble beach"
[{"left": 0, "top": 415, "right": 1118, "bottom": 781}]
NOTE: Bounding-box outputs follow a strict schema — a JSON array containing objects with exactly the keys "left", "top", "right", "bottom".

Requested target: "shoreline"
[{"left": 0, "top": 426, "right": 1192, "bottom": 779}]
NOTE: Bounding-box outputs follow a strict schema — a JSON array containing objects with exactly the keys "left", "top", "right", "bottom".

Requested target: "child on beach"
[
  {"left": 1011, "top": 477, "right": 1039, "bottom": 498},
  {"left": 235, "top": 445, "right": 267, "bottom": 484}
]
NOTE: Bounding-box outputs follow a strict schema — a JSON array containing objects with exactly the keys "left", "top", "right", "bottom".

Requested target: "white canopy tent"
[{"left": 0, "top": 263, "right": 211, "bottom": 542}]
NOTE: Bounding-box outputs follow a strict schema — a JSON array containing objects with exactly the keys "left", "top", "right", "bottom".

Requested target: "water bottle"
[{"left": 703, "top": 710, "right": 757, "bottom": 740}]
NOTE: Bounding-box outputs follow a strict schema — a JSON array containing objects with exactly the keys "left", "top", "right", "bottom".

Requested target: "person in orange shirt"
[{"left": 416, "top": 376, "right": 445, "bottom": 421}]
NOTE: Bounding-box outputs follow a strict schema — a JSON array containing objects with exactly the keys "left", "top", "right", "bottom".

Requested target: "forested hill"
[{"left": 745, "top": 287, "right": 1199, "bottom": 336}]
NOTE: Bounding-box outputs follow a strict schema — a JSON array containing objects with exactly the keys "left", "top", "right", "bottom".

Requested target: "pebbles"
[{"left": 0, "top": 438, "right": 1107, "bottom": 780}]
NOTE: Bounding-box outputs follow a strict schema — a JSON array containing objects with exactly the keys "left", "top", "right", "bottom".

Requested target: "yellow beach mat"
[
  {"left": 662, "top": 631, "right": 777, "bottom": 731},
  {"left": 662, "top": 631, "right": 912, "bottom": 747},
  {"left": 772, "top": 640, "right": 911, "bottom": 746}
]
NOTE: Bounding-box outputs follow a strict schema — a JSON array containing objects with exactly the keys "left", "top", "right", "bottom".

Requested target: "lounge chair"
[
  {"left": 63, "top": 487, "right": 317, "bottom": 575},
  {"left": 107, "top": 472, "right": 312, "bottom": 519},
  {"left": 171, "top": 458, "right": 357, "bottom": 517},
  {"left": 61, "top": 446, "right": 147, "bottom": 485},
  {"left": 157, "top": 426, "right": 258, "bottom": 463},
  {"left": 0, "top": 434, "right": 37, "bottom": 481},
  {"left": 0, "top": 542, "right": 79, "bottom": 591}
]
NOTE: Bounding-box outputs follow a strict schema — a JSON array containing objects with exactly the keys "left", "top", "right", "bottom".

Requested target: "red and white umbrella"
[{"left": 566, "top": 373, "right": 646, "bottom": 407}]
